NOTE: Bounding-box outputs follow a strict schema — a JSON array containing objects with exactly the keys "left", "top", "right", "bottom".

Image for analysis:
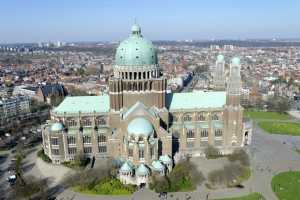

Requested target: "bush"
[
  {"left": 208, "top": 163, "right": 250, "bottom": 187},
  {"left": 150, "top": 160, "right": 205, "bottom": 192},
  {"left": 204, "top": 145, "right": 222, "bottom": 159},
  {"left": 37, "top": 149, "right": 51, "bottom": 163},
  {"left": 228, "top": 149, "right": 250, "bottom": 166}
]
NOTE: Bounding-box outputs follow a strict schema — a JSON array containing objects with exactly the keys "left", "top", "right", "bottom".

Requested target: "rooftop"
[
  {"left": 166, "top": 90, "right": 226, "bottom": 110},
  {"left": 53, "top": 95, "right": 110, "bottom": 114}
]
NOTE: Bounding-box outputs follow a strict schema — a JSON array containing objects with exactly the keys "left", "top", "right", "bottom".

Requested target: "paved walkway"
[{"left": 25, "top": 123, "right": 300, "bottom": 200}]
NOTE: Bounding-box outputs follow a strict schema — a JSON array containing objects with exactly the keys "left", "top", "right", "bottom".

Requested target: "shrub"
[
  {"left": 150, "top": 160, "right": 205, "bottom": 192},
  {"left": 204, "top": 145, "right": 222, "bottom": 159},
  {"left": 228, "top": 149, "right": 250, "bottom": 166},
  {"left": 37, "top": 149, "right": 52, "bottom": 163},
  {"left": 208, "top": 163, "right": 250, "bottom": 187}
]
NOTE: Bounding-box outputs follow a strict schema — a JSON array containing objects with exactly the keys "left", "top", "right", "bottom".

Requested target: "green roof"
[
  {"left": 120, "top": 161, "right": 133, "bottom": 172},
  {"left": 159, "top": 154, "right": 172, "bottom": 164},
  {"left": 152, "top": 160, "right": 165, "bottom": 171},
  {"left": 167, "top": 91, "right": 226, "bottom": 110},
  {"left": 53, "top": 95, "right": 110, "bottom": 114},
  {"left": 136, "top": 164, "right": 150, "bottom": 176},
  {"left": 115, "top": 24, "right": 157, "bottom": 66},
  {"left": 127, "top": 117, "right": 153, "bottom": 137}
]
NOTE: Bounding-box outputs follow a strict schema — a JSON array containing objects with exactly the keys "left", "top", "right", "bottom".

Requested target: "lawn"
[
  {"left": 271, "top": 171, "right": 300, "bottom": 200},
  {"left": 244, "top": 111, "right": 289, "bottom": 120},
  {"left": 73, "top": 177, "right": 136, "bottom": 195},
  {"left": 215, "top": 193, "right": 265, "bottom": 200},
  {"left": 296, "top": 149, "right": 300, "bottom": 154},
  {"left": 258, "top": 121, "right": 300, "bottom": 136}
]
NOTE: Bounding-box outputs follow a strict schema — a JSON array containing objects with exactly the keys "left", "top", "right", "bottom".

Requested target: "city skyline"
[{"left": 1, "top": 0, "right": 300, "bottom": 43}]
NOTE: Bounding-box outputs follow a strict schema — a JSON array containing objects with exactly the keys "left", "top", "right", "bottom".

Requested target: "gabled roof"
[
  {"left": 123, "top": 101, "right": 156, "bottom": 119},
  {"left": 53, "top": 95, "right": 110, "bottom": 114},
  {"left": 166, "top": 91, "right": 226, "bottom": 111}
]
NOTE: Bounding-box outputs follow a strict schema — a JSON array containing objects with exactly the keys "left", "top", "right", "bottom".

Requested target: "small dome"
[
  {"left": 51, "top": 122, "right": 64, "bottom": 132},
  {"left": 159, "top": 154, "right": 172, "bottom": 164},
  {"left": 115, "top": 24, "right": 158, "bottom": 67},
  {"left": 231, "top": 57, "right": 240, "bottom": 66},
  {"left": 120, "top": 161, "right": 133, "bottom": 172},
  {"left": 152, "top": 160, "right": 165, "bottom": 171},
  {"left": 217, "top": 55, "right": 224, "bottom": 62},
  {"left": 136, "top": 164, "right": 150, "bottom": 176},
  {"left": 127, "top": 117, "right": 153, "bottom": 137}
]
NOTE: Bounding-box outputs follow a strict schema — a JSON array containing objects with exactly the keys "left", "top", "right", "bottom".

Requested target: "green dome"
[
  {"left": 136, "top": 164, "right": 150, "bottom": 176},
  {"left": 127, "top": 117, "right": 153, "bottom": 137},
  {"left": 51, "top": 122, "right": 64, "bottom": 132},
  {"left": 152, "top": 160, "right": 165, "bottom": 171},
  {"left": 231, "top": 57, "right": 240, "bottom": 66},
  {"left": 159, "top": 154, "right": 172, "bottom": 164},
  {"left": 115, "top": 24, "right": 158, "bottom": 66},
  {"left": 217, "top": 55, "right": 224, "bottom": 62},
  {"left": 120, "top": 161, "right": 133, "bottom": 172}
]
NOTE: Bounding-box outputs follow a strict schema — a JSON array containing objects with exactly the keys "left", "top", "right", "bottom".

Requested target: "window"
[
  {"left": 201, "top": 130, "right": 208, "bottom": 137},
  {"left": 98, "top": 135, "right": 106, "bottom": 143},
  {"left": 51, "top": 138, "right": 58, "bottom": 145},
  {"left": 98, "top": 146, "right": 107, "bottom": 153},
  {"left": 215, "top": 129, "right": 223, "bottom": 137},
  {"left": 186, "top": 129, "right": 195, "bottom": 138},
  {"left": 197, "top": 113, "right": 205, "bottom": 121},
  {"left": 67, "top": 136, "right": 76, "bottom": 144},
  {"left": 172, "top": 115, "right": 178, "bottom": 122},
  {"left": 128, "top": 148, "right": 133, "bottom": 157},
  {"left": 212, "top": 113, "right": 219, "bottom": 121},
  {"left": 150, "top": 147, "right": 154, "bottom": 158},
  {"left": 83, "top": 147, "right": 92, "bottom": 154},
  {"left": 83, "top": 135, "right": 91, "bottom": 144},
  {"left": 96, "top": 117, "right": 106, "bottom": 126},
  {"left": 67, "top": 119, "right": 77, "bottom": 127},
  {"left": 183, "top": 114, "right": 192, "bottom": 122},
  {"left": 139, "top": 148, "right": 144, "bottom": 159},
  {"left": 51, "top": 149, "right": 59, "bottom": 155},
  {"left": 68, "top": 147, "right": 76, "bottom": 154},
  {"left": 82, "top": 118, "right": 92, "bottom": 126}
]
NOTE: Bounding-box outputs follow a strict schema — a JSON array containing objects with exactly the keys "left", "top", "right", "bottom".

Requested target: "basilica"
[{"left": 42, "top": 24, "right": 252, "bottom": 186}]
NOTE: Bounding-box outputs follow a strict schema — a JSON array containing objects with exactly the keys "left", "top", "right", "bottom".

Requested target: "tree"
[{"left": 204, "top": 145, "right": 221, "bottom": 159}]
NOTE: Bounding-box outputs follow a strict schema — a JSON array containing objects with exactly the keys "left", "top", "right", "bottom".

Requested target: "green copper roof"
[
  {"left": 217, "top": 54, "right": 224, "bottom": 62},
  {"left": 51, "top": 122, "right": 64, "bottom": 132},
  {"left": 159, "top": 154, "right": 172, "bottom": 164},
  {"left": 115, "top": 24, "right": 157, "bottom": 66},
  {"left": 53, "top": 95, "right": 109, "bottom": 114},
  {"left": 136, "top": 164, "right": 150, "bottom": 176},
  {"left": 120, "top": 161, "right": 133, "bottom": 172},
  {"left": 152, "top": 160, "right": 165, "bottom": 171},
  {"left": 127, "top": 117, "right": 153, "bottom": 137},
  {"left": 167, "top": 91, "right": 226, "bottom": 110},
  {"left": 231, "top": 57, "right": 240, "bottom": 66}
]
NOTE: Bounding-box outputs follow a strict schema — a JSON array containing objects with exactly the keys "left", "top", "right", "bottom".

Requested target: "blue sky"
[{"left": 1, "top": 0, "right": 300, "bottom": 43}]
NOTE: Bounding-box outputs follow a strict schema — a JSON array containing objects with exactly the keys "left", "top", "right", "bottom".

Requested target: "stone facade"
[{"left": 41, "top": 24, "right": 251, "bottom": 186}]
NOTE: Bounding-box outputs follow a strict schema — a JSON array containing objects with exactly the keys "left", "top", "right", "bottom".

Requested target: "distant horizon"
[{"left": 1, "top": 0, "right": 300, "bottom": 43}]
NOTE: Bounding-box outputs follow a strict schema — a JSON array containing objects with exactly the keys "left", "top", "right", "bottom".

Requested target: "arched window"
[
  {"left": 138, "top": 72, "right": 141, "bottom": 79},
  {"left": 212, "top": 113, "right": 219, "bottom": 121},
  {"left": 186, "top": 129, "right": 195, "bottom": 138},
  {"left": 197, "top": 113, "right": 205, "bottom": 121},
  {"left": 183, "top": 114, "right": 192, "bottom": 122},
  {"left": 215, "top": 129, "right": 223, "bottom": 137},
  {"left": 201, "top": 130, "right": 208, "bottom": 137}
]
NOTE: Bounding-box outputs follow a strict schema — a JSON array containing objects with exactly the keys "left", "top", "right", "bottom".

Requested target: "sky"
[{"left": 0, "top": 0, "right": 300, "bottom": 43}]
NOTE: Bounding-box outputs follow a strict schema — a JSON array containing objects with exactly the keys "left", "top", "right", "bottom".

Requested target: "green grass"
[
  {"left": 244, "top": 111, "right": 289, "bottom": 120},
  {"left": 296, "top": 149, "right": 300, "bottom": 154},
  {"left": 271, "top": 171, "right": 300, "bottom": 200},
  {"left": 215, "top": 193, "right": 265, "bottom": 200},
  {"left": 258, "top": 121, "right": 300, "bottom": 136},
  {"left": 73, "top": 177, "right": 136, "bottom": 195}
]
